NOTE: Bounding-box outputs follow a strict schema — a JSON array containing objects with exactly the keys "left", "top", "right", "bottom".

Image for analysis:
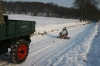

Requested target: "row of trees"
[
  {"left": 0, "top": 0, "right": 100, "bottom": 21},
  {"left": 1, "top": 1, "right": 79, "bottom": 18},
  {"left": 74, "top": 0, "right": 100, "bottom": 21}
]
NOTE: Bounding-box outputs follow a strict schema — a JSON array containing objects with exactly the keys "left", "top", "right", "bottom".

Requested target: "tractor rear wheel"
[{"left": 10, "top": 39, "right": 29, "bottom": 64}]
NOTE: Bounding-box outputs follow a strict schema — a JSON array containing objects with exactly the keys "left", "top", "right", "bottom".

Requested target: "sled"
[{"left": 57, "top": 33, "right": 70, "bottom": 39}]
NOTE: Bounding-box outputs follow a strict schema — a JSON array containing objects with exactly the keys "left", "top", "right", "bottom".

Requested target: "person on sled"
[{"left": 59, "top": 27, "right": 69, "bottom": 39}]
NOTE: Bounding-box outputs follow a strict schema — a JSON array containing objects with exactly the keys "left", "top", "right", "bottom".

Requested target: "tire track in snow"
[
  {"left": 33, "top": 23, "right": 97, "bottom": 66},
  {"left": 20, "top": 25, "right": 88, "bottom": 66},
  {"left": 0, "top": 24, "right": 89, "bottom": 66},
  {"left": 32, "top": 29, "right": 86, "bottom": 66},
  {"left": 29, "top": 24, "right": 88, "bottom": 52},
  {"left": 0, "top": 28, "right": 84, "bottom": 66},
  {"left": 28, "top": 25, "right": 86, "bottom": 59}
]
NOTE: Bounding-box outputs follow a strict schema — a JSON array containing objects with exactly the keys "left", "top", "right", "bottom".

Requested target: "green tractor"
[{"left": 0, "top": 3, "right": 36, "bottom": 63}]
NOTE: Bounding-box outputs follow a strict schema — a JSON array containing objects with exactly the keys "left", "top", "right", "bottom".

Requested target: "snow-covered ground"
[
  {"left": 0, "top": 15, "right": 100, "bottom": 66},
  {"left": 8, "top": 14, "right": 79, "bottom": 27},
  {"left": 86, "top": 23, "right": 100, "bottom": 66}
]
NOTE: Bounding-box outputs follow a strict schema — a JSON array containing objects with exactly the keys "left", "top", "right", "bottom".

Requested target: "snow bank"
[
  {"left": 66, "top": 23, "right": 99, "bottom": 66},
  {"left": 86, "top": 24, "right": 100, "bottom": 66},
  {"left": 35, "top": 22, "right": 89, "bottom": 35}
]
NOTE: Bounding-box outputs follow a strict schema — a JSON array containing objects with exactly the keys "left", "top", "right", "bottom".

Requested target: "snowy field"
[
  {"left": 8, "top": 14, "right": 79, "bottom": 27},
  {"left": 0, "top": 15, "right": 100, "bottom": 66}
]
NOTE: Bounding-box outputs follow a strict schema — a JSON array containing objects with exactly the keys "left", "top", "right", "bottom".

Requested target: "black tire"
[{"left": 10, "top": 39, "right": 29, "bottom": 64}]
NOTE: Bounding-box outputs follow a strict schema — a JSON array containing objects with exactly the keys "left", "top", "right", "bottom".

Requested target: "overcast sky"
[{"left": 4, "top": 0, "right": 75, "bottom": 8}]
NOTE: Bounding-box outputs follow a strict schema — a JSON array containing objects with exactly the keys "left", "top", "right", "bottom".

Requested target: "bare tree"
[{"left": 74, "top": 0, "right": 99, "bottom": 21}]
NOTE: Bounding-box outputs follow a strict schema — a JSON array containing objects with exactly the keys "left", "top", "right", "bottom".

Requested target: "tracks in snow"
[
  {"left": 19, "top": 24, "right": 89, "bottom": 66},
  {"left": 0, "top": 24, "right": 93, "bottom": 66},
  {"left": 31, "top": 23, "right": 97, "bottom": 66}
]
